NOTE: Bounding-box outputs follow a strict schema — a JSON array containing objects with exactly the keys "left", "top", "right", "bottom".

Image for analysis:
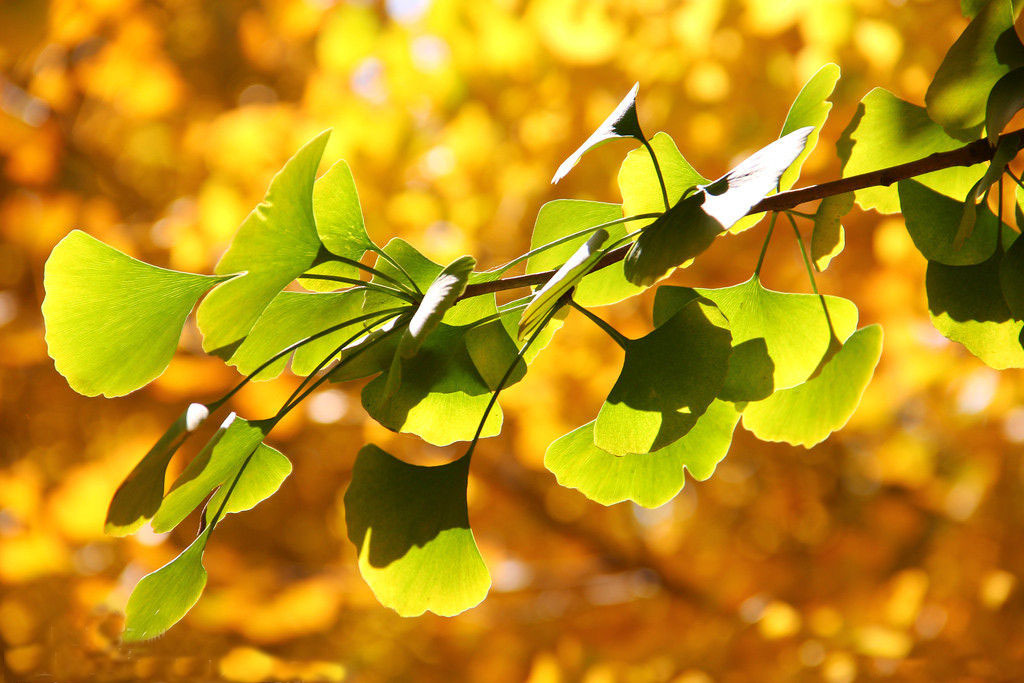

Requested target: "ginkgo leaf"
[
  {"left": 926, "top": 0, "right": 1024, "bottom": 135},
  {"left": 898, "top": 180, "right": 1009, "bottom": 266},
  {"left": 197, "top": 130, "right": 331, "bottom": 358},
  {"left": 398, "top": 255, "right": 475, "bottom": 358},
  {"left": 519, "top": 229, "right": 609, "bottom": 340},
  {"left": 733, "top": 63, "right": 840, "bottom": 234},
  {"left": 839, "top": 89, "right": 986, "bottom": 213},
  {"left": 618, "top": 131, "right": 707, "bottom": 219},
  {"left": 811, "top": 192, "right": 853, "bottom": 270},
  {"left": 525, "top": 200, "right": 643, "bottom": 307},
  {"left": 123, "top": 527, "right": 211, "bottom": 642},
  {"left": 202, "top": 444, "right": 292, "bottom": 527},
  {"left": 545, "top": 400, "right": 739, "bottom": 509},
  {"left": 593, "top": 297, "right": 732, "bottom": 455},
  {"left": 927, "top": 250, "right": 1024, "bottom": 369},
  {"left": 228, "top": 290, "right": 365, "bottom": 380},
  {"left": 741, "top": 325, "right": 884, "bottom": 447},
  {"left": 42, "top": 230, "right": 232, "bottom": 398},
  {"left": 690, "top": 278, "right": 859, "bottom": 390},
  {"left": 987, "top": 68, "right": 1024, "bottom": 146},
  {"left": 105, "top": 403, "right": 209, "bottom": 536},
  {"left": 552, "top": 82, "right": 643, "bottom": 183},
  {"left": 1000, "top": 229, "right": 1024, "bottom": 317},
  {"left": 313, "top": 159, "right": 374, "bottom": 267},
  {"left": 623, "top": 127, "right": 813, "bottom": 286},
  {"left": 150, "top": 415, "right": 270, "bottom": 533},
  {"left": 345, "top": 446, "right": 490, "bottom": 617}
]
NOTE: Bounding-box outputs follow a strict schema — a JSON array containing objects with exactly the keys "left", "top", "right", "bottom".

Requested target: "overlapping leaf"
[
  {"left": 618, "top": 131, "right": 707, "bottom": 219},
  {"left": 197, "top": 131, "right": 331, "bottom": 358},
  {"left": 202, "top": 444, "right": 292, "bottom": 527},
  {"left": 811, "top": 192, "right": 853, "bottom": 270},
  {"left": 593, "top": 297, "right": 732, "bottom": 455},
  {"left": 898, "top": 180, "right": 1011, "bottom": 265},
  {"left": 839, "top": 89, "right": 986, "bottom": 213},
  {"left": 42, "top": 231, "right": 232, "bottom": 397},
  {"left": 345, "top": 446, "right": 489, "bottom": 617},
  {"left": 398, "top": 255, "right": 475, "bottom": 359},
  {"left": 545, "top": 400, "right": 739, "bottom": 509}
]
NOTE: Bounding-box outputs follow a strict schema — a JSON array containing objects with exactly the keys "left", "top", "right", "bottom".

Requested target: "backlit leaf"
[
  {"left": 811, "top": 192, "right": 853, "bottom": 270},
  {"left": 345, "top": 446, "right": 489, "bottom": 617},
  {"left": 618, "top": 131, "right": 707, "bottom": 219},
  {"left": 42, "top": 230, "right": 231, "bottom": 398},
  {"left": 203, "top": 444, "right": 291, "bottom": 526},
  {"left": 898, "top": 180, "right": 1008, "bottom": 265},
  {"left": 987, "top": 67, "right": 1024, "bottom": 145},
  {"left": 313, "top": 159, "right": 374, "bottom": 267},
  {"left": 552, "top": 83, "right": 643, "bottom": 183},
  {"left": 545, "top": 400, "right": 739, "bottom": 509},
  {"left": 398, "top": 255, "right": 475, "bottom": 358},
  {"left": 741, "top": 325, "right": 883, "bottom": 447}
]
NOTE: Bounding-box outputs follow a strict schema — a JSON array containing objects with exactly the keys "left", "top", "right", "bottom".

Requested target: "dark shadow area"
[{"left": 926, "top": 252, "right": 1015, "bottom": 323}]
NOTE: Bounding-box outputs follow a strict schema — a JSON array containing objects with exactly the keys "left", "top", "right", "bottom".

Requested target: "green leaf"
[
  {"left": 545, "top": 400, "right": 739, "bottom": 509},
  {"left": 362, "top": 322, "right": 502, "bottom": 446},
  {"left": 202, "top": 444, "right": 291, "bottom": 527},
  {"left": 552, "top": 83, "right": 643, "bottom": 183},
  {"left": 398, "top": 255, "right": 475, "bottom": 359},
  {"left": 228, "top": 290, "right": 365, "bottom": 380},
  {"left": 927, "top": 250, "right": 1024, "bottom": 369},
  {"left": 732, "top": 63, "right": 841, "bottom": 234},
  {"left": 122, "top": 527, "right": 211, "bottom": 641},
  {"left": 741, "top": 325, "right": 883, "bottom": 447},
  {"left": 898, "top": 180, "right": 1008, "bottom": 265},
  {"left": 811, "top": 192, "right": 853, "bottom": 270},
  {"left": 691, "top": 277, "right": 859, "bottom": 390},
  {"left": 519, "top": 229, "right": 609, "bottom": 340},
  {"left": 1000, "top": 229, "right": 1024, "bottom": 317},
  {"left": 105, "top": 403, "right": 209, "bottom": 536},
  {"left": 618, "top": 132, "right": 707, "bottom": 219},
  {"left": 525, "top": 200, "right": 643, "bottom": 307},
  {"left": 150, "top": 415, "right": 269, "bottom": 533},
  {"left": 344, "top": 446, "right": 489, "bottom": 617},
  {"left": 838, "top": 89, "right": 986, "bottom": 213},
  {"left": 313, "top": 159, "right": 374, "bottom": 267},
  {"left": 593, "top": 297, "right": 732, "bottom": 455},
  {"left": 964, "top": 0, "right": 1024, "bottom": 17},
  {"left": 197, "top": 130, "right": 331, "bottom": 358},
  {"left": 926, "top": 0, "right": 1024, "bottom": 134},
  {"left": 987, "top": 67, "right": 1024, "bottom": 145},
  {"left": 623, "top": 127, "right": 813, "bottom": 286},
  {"left": 464, "top": 298, "right": 528, "bottom": 391},
  {"left": 42, "top": 230, "right": 231, "bottom": 398}
]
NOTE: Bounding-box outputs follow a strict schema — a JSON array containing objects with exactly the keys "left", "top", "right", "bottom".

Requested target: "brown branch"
[{"left": 460, "top": 129, "right": 1022, "bottom": 300}]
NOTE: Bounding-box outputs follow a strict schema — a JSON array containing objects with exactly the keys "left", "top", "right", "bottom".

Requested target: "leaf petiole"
[
  {"left": 641, "top": 137, "right": 671, "bottom": 211},
  {"left": 570, "top": 300, "right": 629, "bottom": 350}
]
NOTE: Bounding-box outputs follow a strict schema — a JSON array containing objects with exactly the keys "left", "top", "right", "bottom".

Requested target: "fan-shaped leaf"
[
  {"left": 618, "top": 132, "right": 707, "bottom": 219},
  {"left": 203, "top": 444, "right": 291, "bottom": 526},
  {"left": 105, "top": 403, "right": 209, "bottom": 536},
  {"left": 987, "top": 67, "right": 1024, "bottom": 145},
  {"left": 42, "top": 231, "right": 232, "bottom": 398},
  {"left": 742, "top": 325, "right": 883, "bottom": 447},
  {"left": 313, "top": 159, "right": 374, "bottom": 265},
  {"left": 898, "top": 180, "right": 1010, "bottom": 265},
  {"left": 838, "top": 89, "right": 986, "bottom": 213},
  {"left": 150, "top": 415, "right": 270, "bottom": 533},
  {"left": 545, "top": 400, "right": 739, "bottom": 509},
  {"left": 552, "top": 83, "right": 643, "bottom": 183},
  {"left": 593, "top": 298, "right": 732, "bottom": 455},
  {"left": 926, "top": 0, "right": 1024, "bottom": 134},
  {"left": 197, "top": 131, "right": 331, "bottom": 358},
  {"left": 519, "top": 229, "right": 609, "bottom": 340},
  {"left": 345, "top": 446, "right": 489, "bottom": 617},
  {"left": 399, "top": 255, "right": 475, "bottom": 358},
  {"left": 811, "top": 192, "right": 853, "bottom": 270}
]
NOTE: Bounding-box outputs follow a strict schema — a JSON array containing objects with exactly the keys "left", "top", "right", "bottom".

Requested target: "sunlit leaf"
[
  {"left": 42, "top": 230, "right": 231, "bottom": 398},
  {"left": 593, "top": 297, "right": 732, "bottom": 455},
  {"left": 122, "top": 527, "right": 211, "bottom": 642},
  {"left": 1000, "top": 230, "right": 1024, "bottom": 317},
  {"left": 552, "top": 82, "right": 643, "bottom": 183},
  {"left": 987, "top": 68, "right": 1024, "bottom": 146},
  {"left": 345, "top": 446, "right": 489, "bottom": 617},
  {"left": 464, "top": 298, "right": 527, "bottom": 390},
  {"left": 313, "top": 159, "right": 374, "bottom": 267},
  {"left": 927, "top": 250, "right": 1024, "bottom": 369},
  {"left": 525, "top": 200, "right": 642, "bottom": 307},
  {"left": 838, "top": 89, "right": 986, "bottom": 213},
  {"left": 898, "top": 180, "right": 1008, "bottom": 265},
  {"left": 742, "top": 325, "right": 883, "bottom": 447},
  {"left": 618, "top": 132, "right": 707, "bottom": 219},
  {"left": 105, "top": 403, "right": 209, "bottom": 536},
  {"left": 150, "top": 415, "right": 269, "bottom": 533},
  {"left": 202, "top": 444, "right": 291, "bottom": 527},
  {"left": 545, "top": 400, "right": 739, "bottom": 508},
  {"left": 398, "top": 255, "right": 475, "bottom": 359},
  {"left": 811, "top": 192, "right": 852, "bottom": 270},
  {"left": 519, "top": 229, "right": 609, "bottom": 340},
  {"left": 197, "top": 131, "right": 331, "bottom": 358},
  {"left": 692, "top": 277, "right": 859, "bottom": 390},
  {"left": 228, "top": 290, "right": 365, "bottom": 380},
  {"left": 623, "top": 128, "right": 813, "bottom": 286},
  {"left": 926, "top": 0, "right": 1024, "bottom": 134}
]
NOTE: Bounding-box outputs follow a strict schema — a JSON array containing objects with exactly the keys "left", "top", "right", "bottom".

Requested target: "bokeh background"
[{"left": 2, "top": 0, "right": 1023, "bottom": 680}]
